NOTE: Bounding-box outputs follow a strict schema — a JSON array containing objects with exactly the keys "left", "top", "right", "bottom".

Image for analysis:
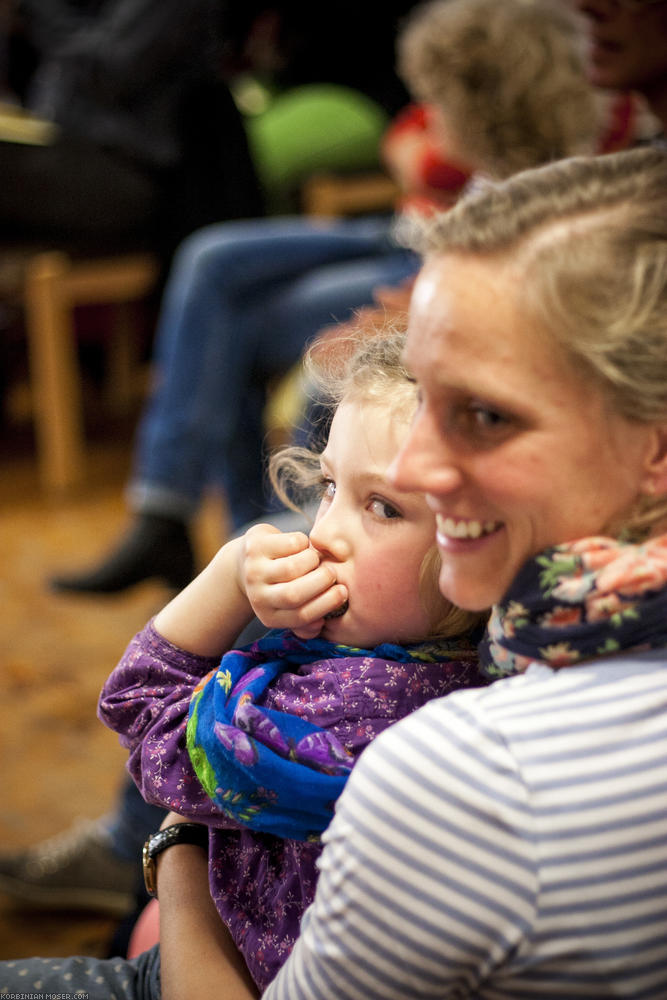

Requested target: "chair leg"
[
  {"left": 24, "top": 252, "right": 85, "bottom": 492},
  {"left": 105, "top": 302, "right": 141, "bottom": 415}
]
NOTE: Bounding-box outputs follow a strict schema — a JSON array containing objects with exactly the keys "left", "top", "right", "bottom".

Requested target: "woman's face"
[{"left": 390, "top": 252, "right": 660, "bottom": 611}]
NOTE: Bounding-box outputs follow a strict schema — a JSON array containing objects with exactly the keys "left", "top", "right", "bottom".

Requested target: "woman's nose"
[
  {"left": 309, "top": 504, "right": 352, "bottom": 562},
  {"left": 389, "top": 409, "right": 463, "bottom": 497}
]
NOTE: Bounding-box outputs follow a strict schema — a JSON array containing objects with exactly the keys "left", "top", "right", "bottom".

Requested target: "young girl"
[{"left": 96, "top": 330, "right": 488, "bottom": 994}]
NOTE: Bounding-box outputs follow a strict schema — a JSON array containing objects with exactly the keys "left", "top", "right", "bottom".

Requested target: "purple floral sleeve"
[{"left": 98, "top": 620, "right": 240, "bottom": 824}]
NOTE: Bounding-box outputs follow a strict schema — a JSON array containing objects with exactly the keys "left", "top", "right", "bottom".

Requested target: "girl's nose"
[
  {"left": 389, "top": 408, "right": 463, "bottom": 497},
  {"left": 309, "top": 505, "right": 352, "bottom": 562}
]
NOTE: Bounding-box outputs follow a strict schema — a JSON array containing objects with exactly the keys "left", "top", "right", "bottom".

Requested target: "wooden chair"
[
  {"left": 302, "top": 170, "right": 399, "bottom": 218},
  {"left": 18, "top": 250, "right": 159, "bottom": 492}
]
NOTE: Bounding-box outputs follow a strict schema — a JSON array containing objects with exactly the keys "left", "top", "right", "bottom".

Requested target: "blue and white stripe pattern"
[{"left": 264, "top": 651, "right": 667, "bottom": 998}]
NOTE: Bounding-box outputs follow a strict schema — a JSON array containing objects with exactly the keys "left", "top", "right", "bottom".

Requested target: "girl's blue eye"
[
  {"left": 468, "top": 402, "right": 507, "bottom": 429},
  {"left": 319, "top": 477, "right": 336, "bottom": 499}
]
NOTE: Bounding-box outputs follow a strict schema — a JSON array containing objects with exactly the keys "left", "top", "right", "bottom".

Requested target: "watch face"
[{"left": 142, "top": 839, "right": 158, "bottom": 897}]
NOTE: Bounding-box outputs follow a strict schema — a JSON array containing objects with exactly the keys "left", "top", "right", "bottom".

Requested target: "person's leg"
[
  {"left": 0, "top": 943, "right": 160, "bottom": 999},
  {"left": 0, "top": 815, "right": 137, "bottom": 916},
  {"left": 0, "top": 776, "right": 161, "bottom": 918},
  {"left": 130, "top": 215, "right": 404, "bottom": 519}
]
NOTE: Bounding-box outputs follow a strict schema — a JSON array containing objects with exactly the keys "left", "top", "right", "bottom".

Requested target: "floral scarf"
[
  {"left": 479, "top": 534, "right": 667, "bottom": 678},
  {"left": 187, "top": 628, "right": 475, "bottom": 842}
]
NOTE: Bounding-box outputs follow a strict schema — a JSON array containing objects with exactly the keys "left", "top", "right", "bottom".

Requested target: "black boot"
[{"left": 49, "top": 513, "right": 196, "bottom": 594}]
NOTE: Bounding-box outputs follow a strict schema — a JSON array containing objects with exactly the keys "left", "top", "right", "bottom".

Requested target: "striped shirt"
[{"left": 263, "top": 651, "right": 667, "bottom": 999}]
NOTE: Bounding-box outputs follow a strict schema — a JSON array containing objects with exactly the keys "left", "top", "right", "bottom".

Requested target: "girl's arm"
[
  {"left": 99, "top": 524, "right": 347, "bottom": 818},
  {"left": 154, "top": 522, "right": 347, "bottom": 651},
  {"left": 152, "top": 534, "right": 256, "bottom": 658},
  {"left": 98, "top": 622, "right": 231, "bottom": 821},
  {"left": 98, "top": 532, "right": 263, "bottom": 821}
]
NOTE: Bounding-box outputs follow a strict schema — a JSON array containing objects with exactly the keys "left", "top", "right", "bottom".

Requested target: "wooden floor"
[{"left": 0, "top": 409, "right": 227, "bottom": 960}]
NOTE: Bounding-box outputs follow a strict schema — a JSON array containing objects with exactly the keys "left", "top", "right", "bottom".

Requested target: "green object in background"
[{"left": 242, "top": 83, "right": 390, "bottom": 213}]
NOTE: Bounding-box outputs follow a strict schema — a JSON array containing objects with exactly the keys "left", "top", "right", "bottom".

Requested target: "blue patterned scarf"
[
  {"left": 187, "top": 628, "right": 473, "bottom": 841},
  {"left": 479, "top": 534, "right": 667, "bottom": 678}
]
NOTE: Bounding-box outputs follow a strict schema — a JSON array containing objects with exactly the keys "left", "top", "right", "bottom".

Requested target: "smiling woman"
[{"left": 258, "top": 145, "right": 667, "bottom": 999}]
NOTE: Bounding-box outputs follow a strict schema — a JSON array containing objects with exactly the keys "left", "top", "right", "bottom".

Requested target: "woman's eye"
[{"left": 369, "top": 497, "right": 401, "bottom": 520}]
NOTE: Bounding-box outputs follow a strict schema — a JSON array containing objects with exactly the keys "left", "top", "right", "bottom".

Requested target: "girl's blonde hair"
[
  {"left": 410, "top": 145, "right": 667, "bottom": 540},
  {"left": 269, "top": 327, "right": 487, "bottom": 640},
  {"left": 397, "top": 0, "right": 598, "bottom": 178}
]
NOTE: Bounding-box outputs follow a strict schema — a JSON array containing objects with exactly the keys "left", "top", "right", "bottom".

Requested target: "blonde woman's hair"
[
  {"left": 269, "top": 327, "right": 487, "bottom": 640},
  {"left": 410, "top": 145, "right": 667, "bottom": 539},
  {"left": 397, "top": 0, "right": 599, "bottom": 178}
]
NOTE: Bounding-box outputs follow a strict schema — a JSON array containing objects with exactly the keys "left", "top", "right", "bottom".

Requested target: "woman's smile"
[{"left": 435, "top": 514, "right": 502, "bottom": 543}]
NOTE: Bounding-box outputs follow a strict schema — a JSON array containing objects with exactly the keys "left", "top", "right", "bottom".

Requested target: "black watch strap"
[{"left": 142, "top": 822, "right": 208, "bottom": 898}]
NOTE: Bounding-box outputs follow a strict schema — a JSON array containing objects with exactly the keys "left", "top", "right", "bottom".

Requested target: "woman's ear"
[{"left": 641, "top": 423, "right": 667, "bottom": 496}]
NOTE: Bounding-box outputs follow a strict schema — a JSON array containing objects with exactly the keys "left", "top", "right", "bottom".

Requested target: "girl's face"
[
  {"left": 390, "top": 252, "right": 661, "bottom": 611},
  {"left": 308, "top": 396, "right": 436, "bottom": 648}
]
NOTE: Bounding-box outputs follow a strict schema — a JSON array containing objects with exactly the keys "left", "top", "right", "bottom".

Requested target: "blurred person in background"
[
  {"left": 0, "top": 0, "right": 265, "bottom": 265},
  {"left": 574, "top": 0, "right": 667, "bottom": 137},
  {"left": 47, "top": 0, "right": 615, "bottom": 601}
]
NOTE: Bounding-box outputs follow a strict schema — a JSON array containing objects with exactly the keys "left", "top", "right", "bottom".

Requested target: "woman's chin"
[{"left": 438, "top": 567, "right": 503, "bottom": 612}]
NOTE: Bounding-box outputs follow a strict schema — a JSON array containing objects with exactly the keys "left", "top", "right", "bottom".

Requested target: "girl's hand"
[{"left": 238, "top": 523, "right": 347, "bottom": 639}]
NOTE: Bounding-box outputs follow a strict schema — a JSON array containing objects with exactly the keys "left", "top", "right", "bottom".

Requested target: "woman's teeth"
[{"left": 436, "top": 515, "right": 500, "bottom": 540}]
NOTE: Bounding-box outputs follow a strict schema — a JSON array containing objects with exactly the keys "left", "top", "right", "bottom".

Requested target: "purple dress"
[{"left": 99, "top": 620, "right": 485, "bottom": 988}]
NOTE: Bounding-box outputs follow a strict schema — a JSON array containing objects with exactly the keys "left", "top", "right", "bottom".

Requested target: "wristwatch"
[{"left": 142, "top": 823, "right": 208, "bottom": 898}]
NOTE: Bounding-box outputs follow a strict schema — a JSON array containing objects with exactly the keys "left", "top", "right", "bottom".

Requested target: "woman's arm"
[
  {"left": 152, "top": 698, "right": 530, "bottom": 1000},
  {"left": 156, "top": 813, "right": 259, "bottom": 1000},
  {"left": 262, "top": 696, "right": 536, "bottom": 999}
]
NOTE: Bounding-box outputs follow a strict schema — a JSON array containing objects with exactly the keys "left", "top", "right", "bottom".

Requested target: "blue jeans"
[{"left": 129, "top": 215, "right": 418, "bottom": 529}]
